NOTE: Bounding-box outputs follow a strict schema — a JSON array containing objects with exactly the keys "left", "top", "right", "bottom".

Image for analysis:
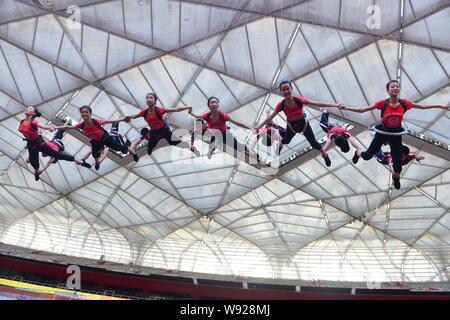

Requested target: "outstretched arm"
[
  {"left": 124, "top": 112, "right": 142, "bottom": 121},
  {"left": 53, "top": 124, "right": 77, "bottom": 130},
  {"left": 165, "top": 106, "right": 191, "bottom": 113},
  {"left": 411, "top": 103, "right": 450, "bottom": 110},
  {"left": 228, "top": 115, "right": 253, "bottom": 130},
  {"left": 37, "top": 122, "right": 56, "bottom": 131},
  {"left": 322, "top": 139, "right": 333, "bottom": 153},
  {"left": 307, "top": 100, "right": 345, "bottom": 109},
  {"left": 255, "top": 110, "right": 280, "bottom": 131},
  {"left": 414, "top": 154, "right": 425, "bottom": 162},
  {"left": 188, "top": 109, "right": 203, "bottom": 119},
  {"left": 101, "top": 117, "right": 130, "bottom": 125},
  {"left": 348, "top": 136, "right": 362, "bottom": 153},
  {"left": 130, "top": 137, "right": 144, "bottom": 153},
  {"left": 342, "top": 105, "right": 377, "bottom": 113}
]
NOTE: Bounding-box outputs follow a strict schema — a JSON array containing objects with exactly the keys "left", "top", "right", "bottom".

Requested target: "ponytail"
[{"left": 32, "top": 108, "right": 42, "bottom": 119}]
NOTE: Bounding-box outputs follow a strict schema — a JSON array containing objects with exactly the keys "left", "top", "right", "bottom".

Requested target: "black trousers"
[
  {"left": 282, "top": 118, "right": 322, "bottom": 150},
  {"left": 146, "top": 126, "right": 186, "bottom": 155},
  {"left": 91, "top": 134, "right": 128, "bottom": 158},
  {"left": 27, "top": 137, "right": 75, "bottom": 170},
  {"left": 361, "top": 125, "right": 403, "bottom": 174},
  {"left": 195, "top": 129, "right": 247, "bottom": 154}
]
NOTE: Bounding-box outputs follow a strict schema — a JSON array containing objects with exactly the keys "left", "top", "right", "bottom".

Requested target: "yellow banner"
[{"left": 0, "top": 278, "right": 127, "bottom": 300}]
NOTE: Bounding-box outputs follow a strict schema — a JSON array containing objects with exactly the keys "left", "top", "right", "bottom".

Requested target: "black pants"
[
  {"left": 147, "top": 126, "right": 187, "bottom": 155},
  {"left": 361, "top": 126, "right": 403, "bottom": 174},
  {"left": 282, "top": 118, "right": 322, "bottom": 150},
  {"left": 27, "top": 138, "right": 75, "bottom": 170},
  {"left": 91, "top": 134, "right": 129, "bottom": 158},
  {"left": 319, "top": 112, "right": 331, "bottom": 134},
  {"left": 52, "top": 129, "right": 65, "bottom": 141},
  {"left": 111, "top": 135, "right": 131, "bottom": 154},
  {"left": 207, "top": 130, "right": 249, "bottom": 156}
]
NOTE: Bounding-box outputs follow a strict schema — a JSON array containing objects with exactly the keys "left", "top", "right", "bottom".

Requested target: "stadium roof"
[{"left": 0, "top": 0, "right": 449, "bottom": 283}]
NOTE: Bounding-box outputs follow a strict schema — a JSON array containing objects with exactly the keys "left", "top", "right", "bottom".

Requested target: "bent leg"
[{"left": 361, "top": 133, "right": 385, "bottom": 160}]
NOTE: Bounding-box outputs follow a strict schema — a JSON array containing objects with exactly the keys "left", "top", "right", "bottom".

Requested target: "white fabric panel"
[
  {"left": 403, "top": 7, "right": 450, "bottom": 49},
  {"left": 152, "top": 0, "right": 180, "bottom": 50},
  {"left": 0, "top": 0, "right": 46, "bottom": 24},
  {"left": 401, "top": 44, "right": 448, "bottom": 95},
  {"left": 177, "top": 35, "right": 221, "bottom": 64},
  {"left": 218, "top": 26, "right": 255, "bottom": 84},
  {"left": 123, "top": 0, "right": 153, "bottom": 44},
  {"left": 246, "top": 18, "right": 280, "bottom": 87}
]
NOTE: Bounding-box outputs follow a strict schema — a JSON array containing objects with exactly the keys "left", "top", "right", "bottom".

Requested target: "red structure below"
[{"left": 0, "top": 254, "right": 449, "bottom": 300}]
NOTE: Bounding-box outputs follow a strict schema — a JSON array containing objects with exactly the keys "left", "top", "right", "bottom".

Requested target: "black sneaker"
[
  {"left": 132, "top": 153, "right": 139, "bottom": 162},
  {"left": 81, "top": 160, "right": 91, "bottom": 169},
  {"left": 393, "top": 175, "right": 401, "bottom": 190},
  {"left": 95, "top": 163, "right": 100, "bottom": 171},
  {"left": 34, "top": 173, "right": 40, "bottom": 181},
  {"left": 352, "top": 151, "right": 360, "bottom": 164},
  {"left": 324, "top": 155, "right": 331, "bottom": 167}
]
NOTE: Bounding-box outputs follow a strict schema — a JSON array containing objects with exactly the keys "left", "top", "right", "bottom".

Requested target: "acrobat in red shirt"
[
  {"left": 139, "top": 107, "right": 167, "bottom": 130},
  {"left": 75, "top": 118, "right": 107, "bottom": 141},
  {"left": 19, "top": 119, "right": 40, "bottom": 140},
  {"left": 201, "top": 112, "right": 231, "bottom": 133},
  {"left": 274, "top": 96, "right": 310, "bottom": 122},
  {"left": 374, "top": 98, "right": 413, "bottom": 128}
]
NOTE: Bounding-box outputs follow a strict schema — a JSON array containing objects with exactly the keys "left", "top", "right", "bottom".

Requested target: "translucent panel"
[
  {"left": 0, "top": 41, "right": 42, "bottom": 105},
  {"left": 180, "top": 2, "right": 237, "bottom": 46},
  {"left": 0, "top": 0, "right": 46, "bottom": 24},
  {"left": 123, "top": 0, "right": 152, "bottom": 44},
  {"left": 139, "top": 59, "right": 180, "bottom": 107},
  {"left": 348, "top": 43, "right": 390, "bottom": 104},
  {"left": 401, "top": 44, "right": 448, "bottom": 95},
  {"left": 0, "top": 16, "right": 35, "bottom": 51},
  {"left": 152, "top": 0, "right": 180, "bottom": 50},
  {"left": 217, "top": 26, "right": 255, "bottom": 84},
  {"left": 1, "top": 215, "right": 38, "bottom": 249},
  {"left": 403, "top": 7, "right": 450, "bottom": 49},
  {"left": 195, "top": 69, "right": 239, "bottom": 110},
  {"left": 178, "top": 35, "right": 221, "bottom": 65},
  {"left": 81, "top": 25, "right": 108, "bottom": 78},
  {"left": 277, "top": 0, "right": 341, "bottom": 27},
  {"left": 321, "top": 58, "right": 368, "bottom": 107},
  {"left": 221, "top": 74, "right": 265, "bottom": 105},
  {"left": 377, "top": 40, "right": 399, "bottom": 79},
  {"left": 403, "top": 0, "right": 450, "bottom": 25},
  {"left": 0, "top": 91, "right": 25, "bottom": 120},
  {"left": 80, "top": 0, "right": 125, "bottom": 36},
  {"left": 279, "top": 31, "right": 318, "bottom": 82},
  {"left": 301, "top": 24, "right": 368, "bottom": 65},
  {"left": 246, "top": 18, "right": 280, "bottom": 87},
  {"left": 34, "top": 15, "right": 63, "bottom": 63}
]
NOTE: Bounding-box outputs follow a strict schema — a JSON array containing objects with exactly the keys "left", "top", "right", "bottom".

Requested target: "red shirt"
[
  {"left": 327, "top": 126, "right": 352, "bottom": 138},
  {"left": 375, "top": 98, "right": 413, "bottom": 128},
  {"left": 385, "top": 152, "right": 416, "bottom": 166},
  {"left": 42, "top": 141, "right": 61, "bottom": 157},
  {"left": 75, "top": 118, "right": 107, "bottom": 141},
  {"left": 274, "top": 96, "right": 309, "bottom": 121},
  {"left": 19, "top": 119, "right": 40, "bottom": 140},
  {"left": 201, "top": 111, "right": 231, "bottom": 133},
  {"left": 139, "top": 107, "right": 167, "bottom": 130}
]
